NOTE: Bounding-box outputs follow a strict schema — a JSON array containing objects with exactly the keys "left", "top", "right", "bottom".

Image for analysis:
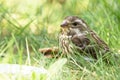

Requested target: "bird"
[{"left": 59, "top": 16, "right": 110, "bottom": 59}]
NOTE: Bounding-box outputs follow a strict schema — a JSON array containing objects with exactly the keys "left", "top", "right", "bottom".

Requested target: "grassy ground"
[{"left": 0, "top": 0, "right": 120, "bottom": 80}]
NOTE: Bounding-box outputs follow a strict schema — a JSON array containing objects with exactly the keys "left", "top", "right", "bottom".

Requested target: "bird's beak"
[{"left": 60, "top": 20, "right": 70, "bottom": 28}]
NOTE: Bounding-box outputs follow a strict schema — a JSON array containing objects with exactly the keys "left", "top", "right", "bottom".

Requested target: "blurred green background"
[{"left": 0, "top": 0, "right": 120, "bottom": 79}]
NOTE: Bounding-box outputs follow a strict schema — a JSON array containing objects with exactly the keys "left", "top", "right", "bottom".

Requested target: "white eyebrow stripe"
[
  {"left": 75, "top": 19, "right": 83, "bottom": 23},
  {"left": 75, "top": 19, "right": 88, "bottom": 28}
]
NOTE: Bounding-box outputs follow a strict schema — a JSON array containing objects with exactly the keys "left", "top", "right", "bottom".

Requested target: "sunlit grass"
[{"left": 0, "top": 0, "right": 120, "bottom": 80}]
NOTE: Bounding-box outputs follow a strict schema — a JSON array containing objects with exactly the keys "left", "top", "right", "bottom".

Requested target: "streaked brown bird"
[{"left": 59, "top": 16, "right": 109, "bottom": 59}]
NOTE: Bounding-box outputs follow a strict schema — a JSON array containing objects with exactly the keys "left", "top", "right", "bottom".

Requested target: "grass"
[{"left": 0, "top": 0, "right": 120, "bottom": 80}]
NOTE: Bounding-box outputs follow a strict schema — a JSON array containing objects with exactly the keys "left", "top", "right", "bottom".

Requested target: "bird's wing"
[
  {"left": 89, "top": 30, "right": 109, "bottom": 52},
  {"left": 71, "top": 35, "right": 90, "bottom": 49}
]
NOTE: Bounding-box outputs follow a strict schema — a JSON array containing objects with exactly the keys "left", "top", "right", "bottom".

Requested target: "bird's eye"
[{"left": 72, "top": 22, "right": 78, "bottom": 26}]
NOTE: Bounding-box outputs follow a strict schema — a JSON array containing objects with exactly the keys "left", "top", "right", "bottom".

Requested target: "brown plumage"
[{"left": 59, "top": 16, "right": 109, "bottom": 58}]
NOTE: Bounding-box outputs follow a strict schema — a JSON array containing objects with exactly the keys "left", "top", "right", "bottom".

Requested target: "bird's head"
[{"left": 60, "top": 16, "right": 88, "bottom": 32}]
